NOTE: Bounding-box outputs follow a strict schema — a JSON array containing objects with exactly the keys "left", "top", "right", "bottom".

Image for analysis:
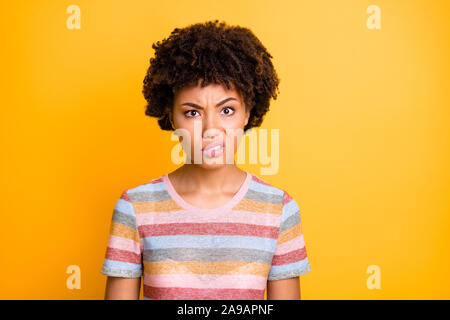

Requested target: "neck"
[{"left": 170, "top": 164, "right": 246, "bottom": 194}]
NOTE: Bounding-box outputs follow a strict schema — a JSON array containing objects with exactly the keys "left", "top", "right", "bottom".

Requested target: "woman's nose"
[
  {"left": 202, "top": 111, "right": 222, "bottom": 139},
  {"left": 203, "top": 110, "right": 218, "bottom": 129}
]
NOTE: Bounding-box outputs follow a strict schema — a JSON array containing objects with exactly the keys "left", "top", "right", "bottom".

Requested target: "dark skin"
[
  {"left": 172, "top": 79, "right": 301, "bottom": 299},
  {"left": 104, "top": 79, "right": 301, "bottom": 300},
  {"left": 104, "top": 276, "right": 141, "bottom": 300},
  {"left": 167, "top": 79, "right": 250, "bottom": 210}
]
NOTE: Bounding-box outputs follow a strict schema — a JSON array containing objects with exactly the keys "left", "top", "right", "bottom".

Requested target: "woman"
[{"left": 101, "top": 20, "right": 311, "bottom": 300}]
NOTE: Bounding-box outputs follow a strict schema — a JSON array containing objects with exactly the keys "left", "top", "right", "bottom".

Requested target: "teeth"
[{"left": 205, "top": 144, "right": 222, "bottom": 152}]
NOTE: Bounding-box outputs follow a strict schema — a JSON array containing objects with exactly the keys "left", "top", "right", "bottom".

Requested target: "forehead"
[{"left": 174, "top": 79, "right": 242, "bottom": 103}]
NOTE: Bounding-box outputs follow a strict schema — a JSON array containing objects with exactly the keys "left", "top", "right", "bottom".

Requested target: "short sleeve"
[
  {"left": 267, "top": 191, "right": 311, "bottom": 280},
  {"left": 100, "top": 189, "right": 143, "bottom": 278}
]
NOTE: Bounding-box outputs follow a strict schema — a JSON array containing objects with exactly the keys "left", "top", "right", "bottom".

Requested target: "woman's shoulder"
[
  {"left": 248, "top": 172, "right": 294, "bottom": 206},
  {"left": 122, "top": 173, "right": 168, "bottom": 199}
]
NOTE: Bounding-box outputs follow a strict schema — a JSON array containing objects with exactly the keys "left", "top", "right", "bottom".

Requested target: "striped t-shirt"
[{"left": 101, "top": 170, "right": 311, "bottom": 300}]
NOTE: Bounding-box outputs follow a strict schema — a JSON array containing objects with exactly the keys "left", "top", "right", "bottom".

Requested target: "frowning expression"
[{"left": 170, "top": 79, "right": 250, "bottom": 168}]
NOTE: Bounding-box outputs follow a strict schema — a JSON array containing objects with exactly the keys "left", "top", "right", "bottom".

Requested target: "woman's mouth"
[{"left": 202, "top": 142, "right": 224, "bottom": 158}]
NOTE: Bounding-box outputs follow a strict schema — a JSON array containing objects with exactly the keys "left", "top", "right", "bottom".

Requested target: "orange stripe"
[
  {"left": 233, "top": 198, "right": 282, "bottom": 214},
  {"left": 278, "top": 223, "right": 301, "bottom": 244},
  {"left": 143, "top": 260, "right": 271, "bottom": 276},
  {"left": 110, "top": 221, "right": 141, "bottom": 244},
  {"left": 133, "top": 199, "right": 183, "bottom": 214}
]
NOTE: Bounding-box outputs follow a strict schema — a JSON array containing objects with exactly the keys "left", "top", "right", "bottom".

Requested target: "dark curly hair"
[{"left": 142, "top": 19, "right": 280, "bottom": 133}]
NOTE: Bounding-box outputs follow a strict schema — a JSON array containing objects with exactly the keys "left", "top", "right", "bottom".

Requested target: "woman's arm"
[
  {"left": 266, "top": 277, "right": 301, "bottom": 300},
  {"left": 104, "top": 276, "right": 141, "bottom": 300}
]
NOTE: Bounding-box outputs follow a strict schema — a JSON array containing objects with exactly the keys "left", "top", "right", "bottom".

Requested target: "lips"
[{"left": 202, "top": 141, "right": 224, "bottom": 151}]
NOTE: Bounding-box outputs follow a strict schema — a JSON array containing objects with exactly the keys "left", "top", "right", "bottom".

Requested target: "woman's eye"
[
  {"left": 221, "top": 106, "right": 235, "bottom": 115},
  {"left": 184, "top": 110, "right": 199, "bottom": 117},
  {"left": 184, "top": 107, "right": 234, "bottom": 118}
]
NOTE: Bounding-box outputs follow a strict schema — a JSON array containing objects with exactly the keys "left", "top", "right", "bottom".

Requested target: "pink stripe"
[
  {"left": 108, "top": 235, "right": 142, "bottom": 255},
  {"left": 140, "top": 222, "right": 278, "bottom": 238},
  {"left": 144, "top": 285, "right": 265, "bottom": 300},
  {"left": 120, "top": 190, "right": 131, "bottom": 202},
  {"left": 151, "top": 177, "right": 164, "bottom": 184},
  {"left": 143, "top": 273, "right": 267, "bottom": 290},
  {"left": 136, "top": 209, "right": 280, "bottom": 227},
  {"left": 282, "top": 190, "right": 293, "bottom": 205},
  {"left": 272, "top": 247, "right": 307, "bottom": 265},
  {"left": 251, "top": 175, "right": 271, "bottom": 186},
  {"left": 274, "top": 234, "right": 305, "bottom": 256},
  {"left": 105, "top": 247, "right": 141, "bottom": 264}
]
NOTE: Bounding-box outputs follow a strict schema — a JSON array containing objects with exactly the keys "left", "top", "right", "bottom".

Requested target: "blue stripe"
[
  {"left": 248, "top": 180, "right": 284, "bottom": 196},
  {"left": 268, "top": 257, "right": 310, "bottom": 275},
  {"left": 282, "top": 199, "right": 300, "bottom": 222},
  {"left": 102, "top": 259, "right": 142, "bottom": 270},
  {"left": 114, "top": 198, "right": 135, "bottom": 217},
  {"left": 142, "top": 235, "right": 277, "bottom": 251}
]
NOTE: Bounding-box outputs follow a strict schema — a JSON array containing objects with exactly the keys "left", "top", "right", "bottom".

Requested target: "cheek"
[
  {"left": 172, "top": 112, "right": 186, "bottom": 128},
  {"left": 224, "top": 121, "right": 247, "bottom": 153},
  {"left": 176, "top": 126, "right": 195, "bottom": 149},
  {"left": 225, "top": 112, "right": 247, "bottom": 128}
]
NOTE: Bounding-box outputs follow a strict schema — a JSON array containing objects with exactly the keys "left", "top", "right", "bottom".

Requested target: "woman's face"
[{"left": 170, "top": 79, "right": 250, "bottom": 169}]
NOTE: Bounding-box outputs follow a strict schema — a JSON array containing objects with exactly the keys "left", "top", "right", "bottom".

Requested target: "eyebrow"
[{"left": 180, "top": 97, "right": 238, "bottom": 110}]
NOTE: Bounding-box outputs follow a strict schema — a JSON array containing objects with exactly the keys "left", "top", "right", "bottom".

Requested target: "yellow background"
[{"left": 1, "top": 0, "right": 449, "bottom": 299}]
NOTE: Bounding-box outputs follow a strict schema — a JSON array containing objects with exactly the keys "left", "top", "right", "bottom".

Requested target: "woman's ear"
[{"left": 244, "top": 108, "right": 250, "bottom": 126}]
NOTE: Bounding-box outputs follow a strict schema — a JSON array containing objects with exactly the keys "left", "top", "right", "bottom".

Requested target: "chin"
[
  {"left": 196, "top": 163, "right": 226, "bottom": 170},
  {"left": 200, "top": 155, "right": 228, "bottom": 168}
]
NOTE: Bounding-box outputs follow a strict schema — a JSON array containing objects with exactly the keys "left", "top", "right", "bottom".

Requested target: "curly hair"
[{"left": 142, "top": 19, "right": 280, "bottom": 133}]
